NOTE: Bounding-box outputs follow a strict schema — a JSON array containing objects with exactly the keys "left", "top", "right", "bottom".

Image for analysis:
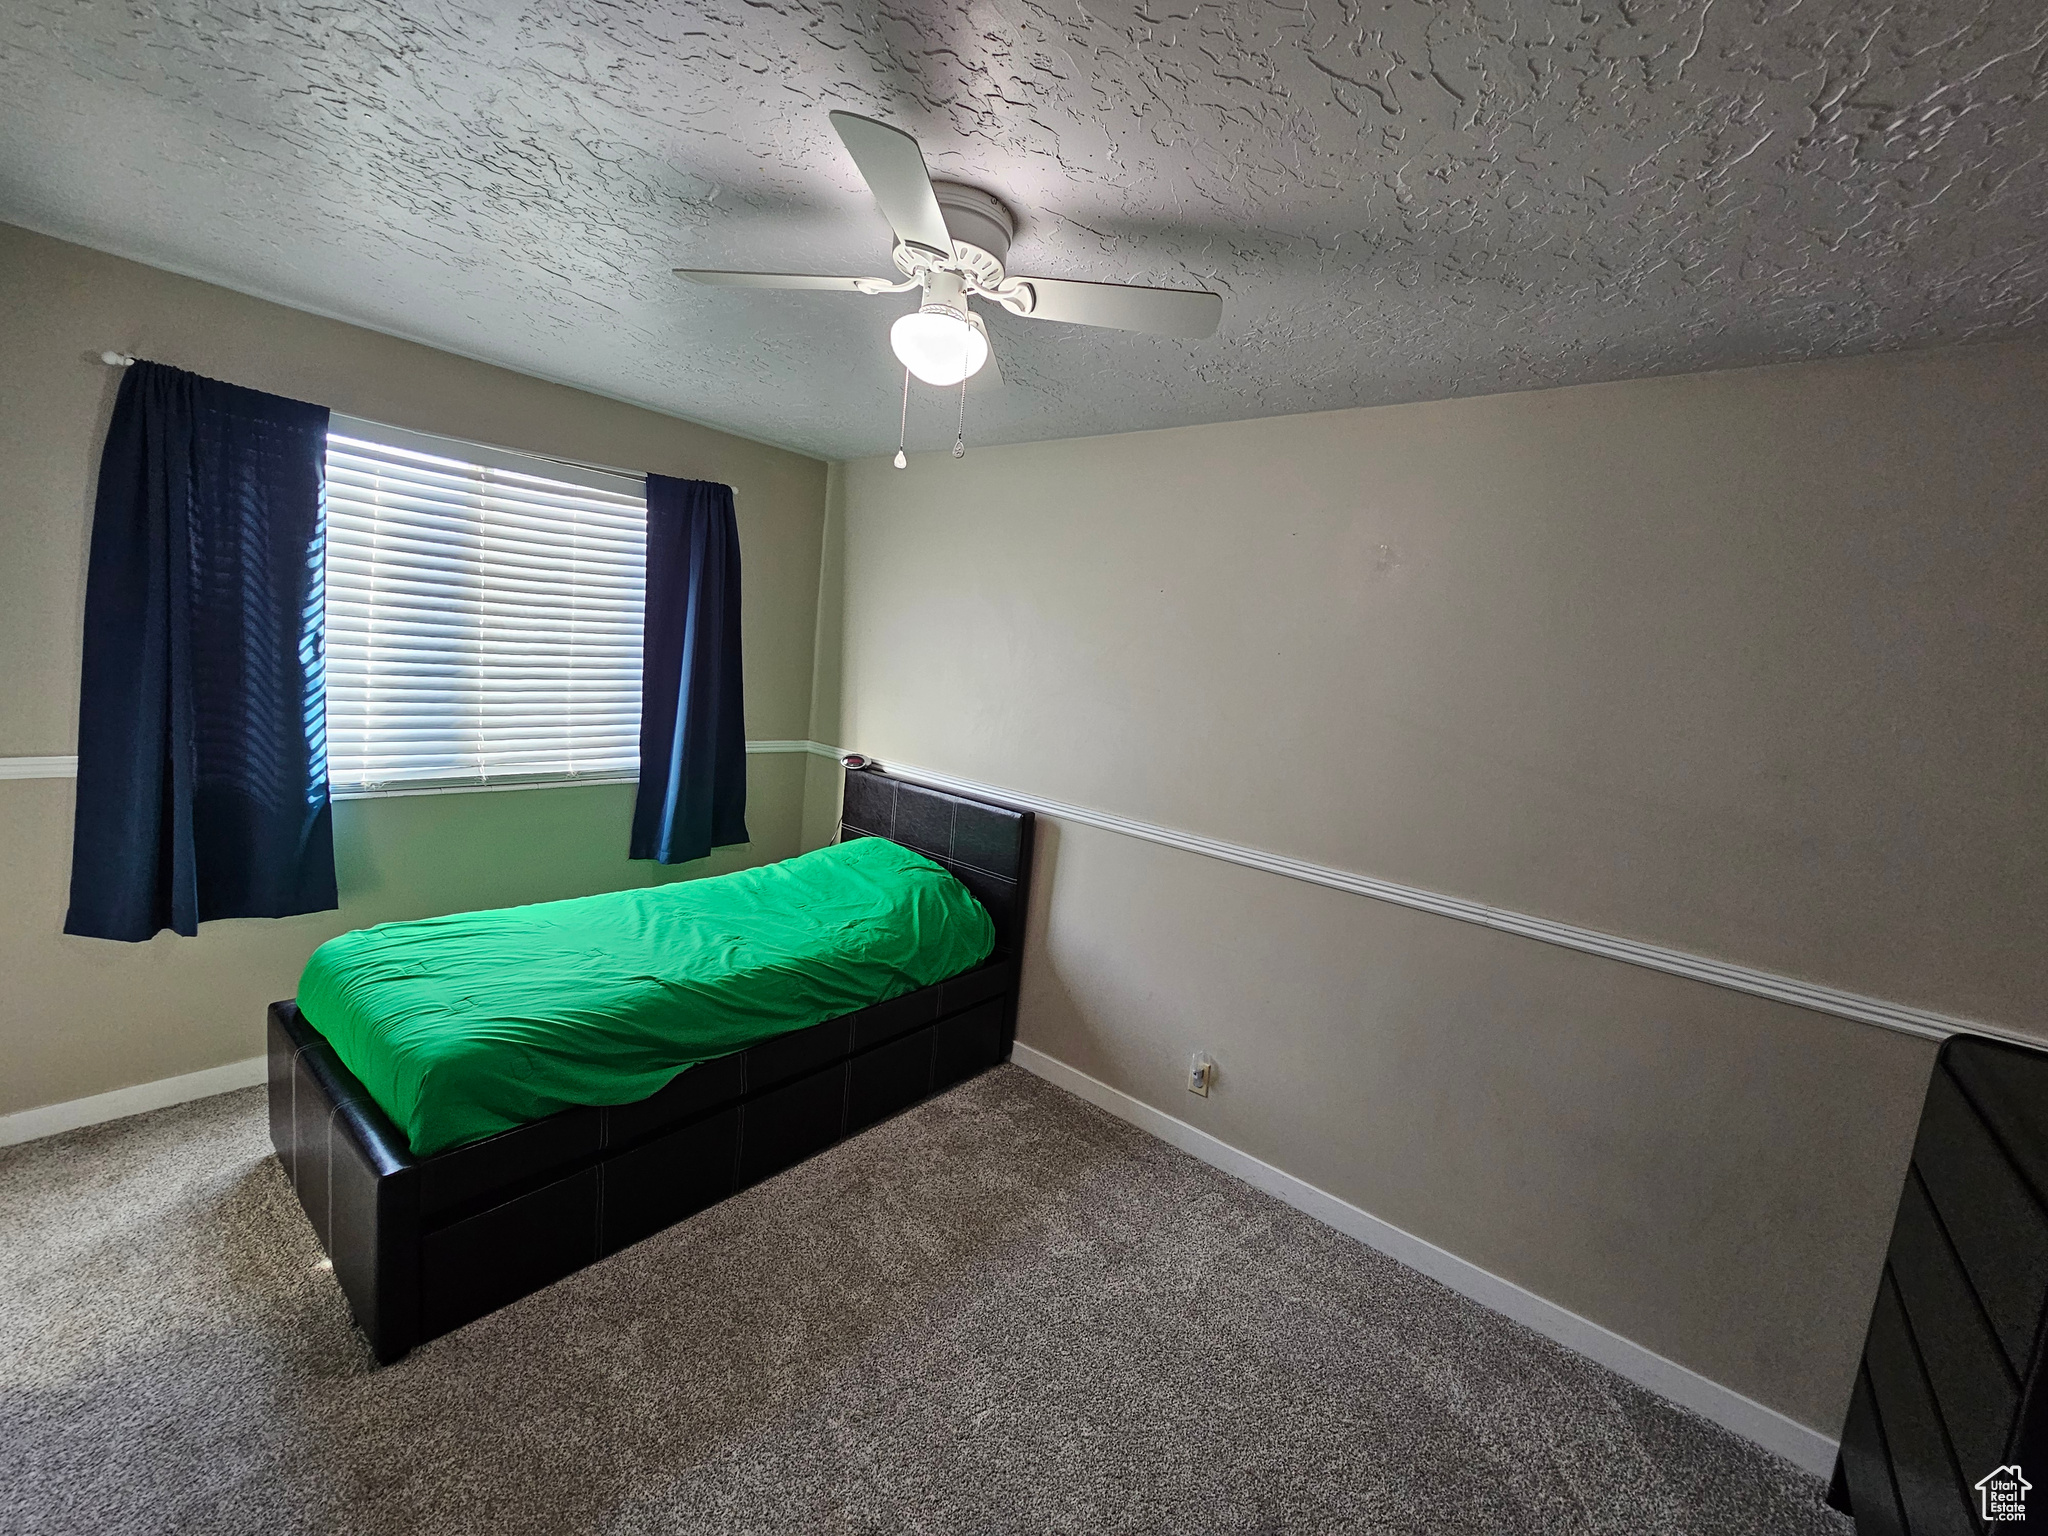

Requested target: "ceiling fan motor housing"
[
  {"left": 894, "top": 181, "right": 1015, "bottom": 288},
  {"left": 935, "top": 182, "right": 1013, "bottom": 267}
]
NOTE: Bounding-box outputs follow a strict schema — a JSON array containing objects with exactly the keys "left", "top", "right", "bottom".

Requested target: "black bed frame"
[{"left": 267, "top": 768, "right": 1033, "bottom": 1363}]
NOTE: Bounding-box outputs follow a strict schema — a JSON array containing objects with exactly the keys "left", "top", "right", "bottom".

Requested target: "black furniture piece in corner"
[
  {"left": 1830, "top": 1032, "right": 2048, "bottom": 1533},
  {"left": 269, "top": 769, "right": 1033, "bottom": 1363}
]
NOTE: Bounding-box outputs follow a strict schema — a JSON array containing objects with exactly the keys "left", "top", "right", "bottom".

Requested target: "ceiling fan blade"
[
  {"left": 1013, "top": 276, "right": 1224, "bottom": 338},
  {"left": 674, "top": 269, "right": 880, "bottom": 292},
  {"left": 827, "top": 111, "right": 954, "bottom": 256},
  {"left": 967, "top": 343, "right": 1003, "bottom": 394}
]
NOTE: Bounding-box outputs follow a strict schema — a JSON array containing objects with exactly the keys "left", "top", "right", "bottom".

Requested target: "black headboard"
[{"left": 839, "top": 768, "right": 1034, "bottom": 960}]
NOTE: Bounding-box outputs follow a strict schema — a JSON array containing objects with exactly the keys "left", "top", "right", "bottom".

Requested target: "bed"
[{"left": 267, "top": 768, "right": 1033, "bottom": 1363}]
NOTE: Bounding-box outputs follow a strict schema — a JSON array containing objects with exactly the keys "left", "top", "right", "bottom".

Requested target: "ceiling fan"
[{"left": 676, "top": 112, "right": 1224, "bottom": 395}]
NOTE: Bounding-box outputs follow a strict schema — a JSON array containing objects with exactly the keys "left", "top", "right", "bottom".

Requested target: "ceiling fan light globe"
[{"left": 891, "top": 309, "right": 989, "bottom": 387}]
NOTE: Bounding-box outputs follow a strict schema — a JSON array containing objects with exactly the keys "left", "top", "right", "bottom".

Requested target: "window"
[{"left": 321, "top": 417, "right": 647, "bottom": 793}]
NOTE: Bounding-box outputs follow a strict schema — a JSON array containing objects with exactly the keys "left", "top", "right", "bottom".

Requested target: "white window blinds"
[{"left": 321, "top": 420, "right": 648, "bottom": 792}]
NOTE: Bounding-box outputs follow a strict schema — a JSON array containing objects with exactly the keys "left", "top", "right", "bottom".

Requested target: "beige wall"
[
  {"left": 822, "top": 340, "right": 2048, "bottom": 1435},
  {"left": 0, "top": 223, "right": 829, "bottom": 1113}
]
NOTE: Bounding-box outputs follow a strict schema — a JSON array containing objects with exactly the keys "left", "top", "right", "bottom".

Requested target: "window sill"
[{"left": 331, "top": 772, "right": 639, "bottom": 801}]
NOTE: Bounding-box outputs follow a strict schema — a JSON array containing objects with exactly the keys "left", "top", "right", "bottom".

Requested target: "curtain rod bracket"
[{"left": 100, "top": 351, "right": 136, "bottom": 367}]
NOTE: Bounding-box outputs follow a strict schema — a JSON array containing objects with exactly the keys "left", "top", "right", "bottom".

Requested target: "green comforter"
[{"left": 296, "top": 838, "right": 994, "bottom": 1156}]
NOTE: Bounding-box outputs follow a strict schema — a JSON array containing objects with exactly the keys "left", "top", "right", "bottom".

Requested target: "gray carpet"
[{"left": 1, "top": 1067, "right": 1846, "bottom": 1535}]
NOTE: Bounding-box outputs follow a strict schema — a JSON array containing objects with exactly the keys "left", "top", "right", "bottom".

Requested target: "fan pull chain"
[
  {"left": 892, "top": 367, "right": 910, "bottom": 469},
  {"left": 951, "top": 318, "right": 971, "bottom": 459}
]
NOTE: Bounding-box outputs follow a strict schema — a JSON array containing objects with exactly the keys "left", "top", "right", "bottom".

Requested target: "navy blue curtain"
[
  {"left": 631, "top": 475, "right": 748, "bottom": 864},
  {"left": 65, "top": 361, "right": 336, "bottom": 941}
]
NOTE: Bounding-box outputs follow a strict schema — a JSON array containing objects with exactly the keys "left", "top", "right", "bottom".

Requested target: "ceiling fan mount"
[{"left": 676, "top": 112, "right": 1224, "bottom": 391}]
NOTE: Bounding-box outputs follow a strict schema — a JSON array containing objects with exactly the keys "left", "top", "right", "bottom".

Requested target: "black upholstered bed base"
[{"left": 269, "top": 769, "right": 1033, "bottom": 1363}]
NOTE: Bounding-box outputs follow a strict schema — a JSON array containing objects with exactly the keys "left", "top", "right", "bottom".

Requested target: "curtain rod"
[{"left": 97, "top": 351, "right": 653, "bottom": 489}]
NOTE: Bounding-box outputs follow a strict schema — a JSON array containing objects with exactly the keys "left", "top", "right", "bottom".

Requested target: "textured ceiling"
[{"left": 2, "top": 0, "right": 2045, "bottom": 460}]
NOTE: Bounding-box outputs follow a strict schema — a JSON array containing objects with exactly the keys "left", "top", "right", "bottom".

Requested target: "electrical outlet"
[{"left": 1188, "top": 1054, "right": 1215, "bottom": 1097}]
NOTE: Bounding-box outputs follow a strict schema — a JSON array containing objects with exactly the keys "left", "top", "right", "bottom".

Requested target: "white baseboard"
[
  {"left": 1009, "top": 1041, "right": 1839, "bottom": 1479},
  {"left": 0, "top": 1055, "right": 267, "bottom": 1148}
]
